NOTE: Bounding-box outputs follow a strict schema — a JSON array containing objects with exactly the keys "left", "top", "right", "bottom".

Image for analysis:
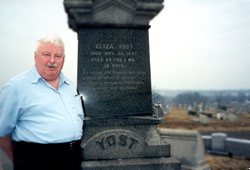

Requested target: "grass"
[
  {"left": 159, "top": 107, "right": 250, "bottom": 131},
  {"left": 206, "top": 155, "right": 250, "bottom": 170},
  {"left": 159, "top": 107, "right": 250, "bottom": 170}
]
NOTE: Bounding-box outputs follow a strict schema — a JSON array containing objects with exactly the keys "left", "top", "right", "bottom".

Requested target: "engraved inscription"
[
  {"left": 89, "top": 43, "right": 137, "bottom": 69},
  {"left": 83, "top": 129, "right": 146, "bottom": 156},
  {"left": 95, "top": 43, "right": 114, "bottom": 49},
  {"left": 77, "top": 28, "right": 152, "bottom": 116},
  {"left": 95, "top": 134, "right": 139, "bottom": 150},
  {"left": 81, "top": 42, "right": 146, "bottom": 91}
]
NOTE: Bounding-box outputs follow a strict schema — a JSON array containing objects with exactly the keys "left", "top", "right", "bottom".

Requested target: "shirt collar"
[
  {"left": 59, "top": 72, "right": 70, "bottom": 86},
  {"left": 31, "top": 66, "right": 70, "bottom": 86}
]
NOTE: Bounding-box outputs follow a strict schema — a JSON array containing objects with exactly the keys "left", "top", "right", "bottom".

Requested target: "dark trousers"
[{"left": 13, "top": 140, "right": 82, "bottom": 170}]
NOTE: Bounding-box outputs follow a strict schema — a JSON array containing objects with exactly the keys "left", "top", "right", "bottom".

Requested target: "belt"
[{"left": 13, "top": 140, "right": 82, "bottom": 151}]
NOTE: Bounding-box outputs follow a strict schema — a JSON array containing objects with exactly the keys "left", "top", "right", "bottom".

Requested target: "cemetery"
[
  {"left": 202, "top": 133, "right": 250, "bottom": 158},
  {"left": 159, "top": 107, "right": 250, "bottom": 169},
  {"left": 1, "top": 0, "right": 250, "bottom": 170}
]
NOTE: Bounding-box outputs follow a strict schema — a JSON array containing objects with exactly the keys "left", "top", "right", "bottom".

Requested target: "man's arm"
[{"left": 0, "top": 136, "right": 13, "bottom": 161}]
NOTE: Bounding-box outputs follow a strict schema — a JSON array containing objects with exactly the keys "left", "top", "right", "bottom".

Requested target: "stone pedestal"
[
  {"left": 82, "top": 118, "right": 180, "bottom": 169},
  {"left": 64, "top": 0, "right": 181, "bottom": 169}
]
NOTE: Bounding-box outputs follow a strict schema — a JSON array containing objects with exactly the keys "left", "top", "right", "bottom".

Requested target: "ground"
[{"left": 159, "top": 107, "right": 250, "bottom": 170}]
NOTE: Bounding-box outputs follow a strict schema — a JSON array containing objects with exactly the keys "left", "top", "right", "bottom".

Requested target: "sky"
[{"left": 0, "top": 0, "right": 250, "bottom": 90}]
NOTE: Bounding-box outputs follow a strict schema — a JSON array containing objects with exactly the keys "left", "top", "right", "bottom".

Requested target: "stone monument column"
[{"left": 64, "top": 0, "right": 181, "bottom": 169}]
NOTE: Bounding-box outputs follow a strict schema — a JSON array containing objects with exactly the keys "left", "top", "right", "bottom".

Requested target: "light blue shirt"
[{"left": 0, "top": 67, "right": 84, "bottom": 143}]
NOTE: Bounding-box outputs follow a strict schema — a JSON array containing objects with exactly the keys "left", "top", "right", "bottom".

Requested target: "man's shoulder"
[
  {"left": 2, "top": 69, "right": 34, "bottom": 91},
  {"left": 0, "top": 69, "right": 33, "bottom": 97},
  {"left": 8, "top": 69, "right": 32, "bottom": 85}
]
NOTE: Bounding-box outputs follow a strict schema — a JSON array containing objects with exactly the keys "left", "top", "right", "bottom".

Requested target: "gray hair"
[{"left": 35, "top": 35, "right": 65, "bottom": 53}]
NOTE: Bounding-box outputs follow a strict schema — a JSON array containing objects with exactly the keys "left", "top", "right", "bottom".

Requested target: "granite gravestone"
[
  {"left": 78, "top": 27, "right": 152, "bottom": 117},
  {"left": 64, "top": 0, "right": 181, "bottom": 169}
]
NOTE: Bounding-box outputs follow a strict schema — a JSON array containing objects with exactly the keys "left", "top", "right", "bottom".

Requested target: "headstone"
[
  {"left": 64, "top": 0, "right": 181, "bottom": 169},
  {"left": 211, "top": 133, "right": 227, "bottom": 153},
  {"left": 227, "top": 113, "right": 238, "bottom": 122},
  {"left": 199, "top": 114, "right": 210, "bottom": 125},
  {"left": 198, "top": 103, "right": 204, "bottom": 112},
  {"left": 159, "top": 129, "right": 210, "bottom": 170},
  {"left": 226, "top": 138, "right": 250, "bottom": 157},
  {"left": 216, "top": 113, "right": 226, "bottom": 120}
]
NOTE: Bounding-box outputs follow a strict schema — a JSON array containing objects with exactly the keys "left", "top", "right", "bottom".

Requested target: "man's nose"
[{"left": 48, "top": 55, "right": 56, "bottom": 62}]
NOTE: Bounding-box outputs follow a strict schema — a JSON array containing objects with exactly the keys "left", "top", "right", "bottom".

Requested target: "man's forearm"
[{"left": 0, "top": 136, "right": 13, "bottom": 161}]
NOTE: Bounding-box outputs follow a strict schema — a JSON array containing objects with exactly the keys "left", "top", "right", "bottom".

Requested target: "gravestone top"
[{"left": 64, "top": 0, "right": 164, "bottom": 31}]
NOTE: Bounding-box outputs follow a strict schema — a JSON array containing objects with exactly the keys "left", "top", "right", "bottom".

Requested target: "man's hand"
[{"left": 0, "top": 136, "right": 13, "bottom": 161}]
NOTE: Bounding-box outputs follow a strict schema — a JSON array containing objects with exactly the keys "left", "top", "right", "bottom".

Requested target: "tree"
[
  {"left": 173, "top": 92, "right": 207, "bottom": 106},
  {"left": 236, "top": 91, "right": 246, "bottom": 103}
]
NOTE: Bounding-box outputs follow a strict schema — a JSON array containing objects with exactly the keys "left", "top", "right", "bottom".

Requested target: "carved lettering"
[
  {"left": 119, "top": 44, "right": 133, "bottom": 50},
  {"left": 95, "top": 134, "right": 139, "bottom": 150},
  {"left": 104, "top": 51, "right": 114, "bottom": 55},
  {"left": 118, "top": 135, "right": 127, "bottom": 146},
  {"left": 107, "top": 135, "right": 116, "bottom": 147},
  {"left": 95, "top": 138, "right": 105, "bottom": 150},
  {"left": 90, "top": 51, "right": 102, "bottom": 55},
  {"left": 90, "top": 57, "right": 104, "bottom": 62},
  {"left": 96, "top": 43, "right": 114, "bottom": 49},
  {"left": 82, "top": 40, "right": 147, "bottom": 92},
  {"left": 118, "top": 51, "right": 124, "bottom": 56},
  {"left": 128, "top": 137, "right": 139, "bottom": 149}
]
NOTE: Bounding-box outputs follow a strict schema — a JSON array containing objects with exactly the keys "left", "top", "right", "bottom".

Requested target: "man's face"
[{"left": 35, "top": 42, "right": 65, "bottom": 81}]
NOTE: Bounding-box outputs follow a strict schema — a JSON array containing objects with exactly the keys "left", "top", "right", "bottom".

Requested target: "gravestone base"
[
  {"left": 82, "top": 157, "right": 180, "bottom": 170},
  {"left": 81, "top": 116, "right": 181, "bottom": 170}
]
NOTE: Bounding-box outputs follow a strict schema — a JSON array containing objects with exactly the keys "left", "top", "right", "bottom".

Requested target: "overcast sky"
[{"left": 0, "top": 0, "right": 250, "bottom": 90}]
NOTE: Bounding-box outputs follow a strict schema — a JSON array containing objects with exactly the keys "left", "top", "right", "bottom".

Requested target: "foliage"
[
  {"left": 155, "top": 90, "right": 250, "bottom": 107},
  {"left": 173, "top": 91, "right": 207, "bottom": 106}
]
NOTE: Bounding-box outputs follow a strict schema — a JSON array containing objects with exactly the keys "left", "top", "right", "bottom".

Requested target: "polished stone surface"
[{"left": 77, "top": 27, "right": 152, "bottom": 117}]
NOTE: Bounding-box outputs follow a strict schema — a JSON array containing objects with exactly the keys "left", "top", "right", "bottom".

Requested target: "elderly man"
[{"left": 0, "top": 35, "right": 84, "bottom": 170}]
